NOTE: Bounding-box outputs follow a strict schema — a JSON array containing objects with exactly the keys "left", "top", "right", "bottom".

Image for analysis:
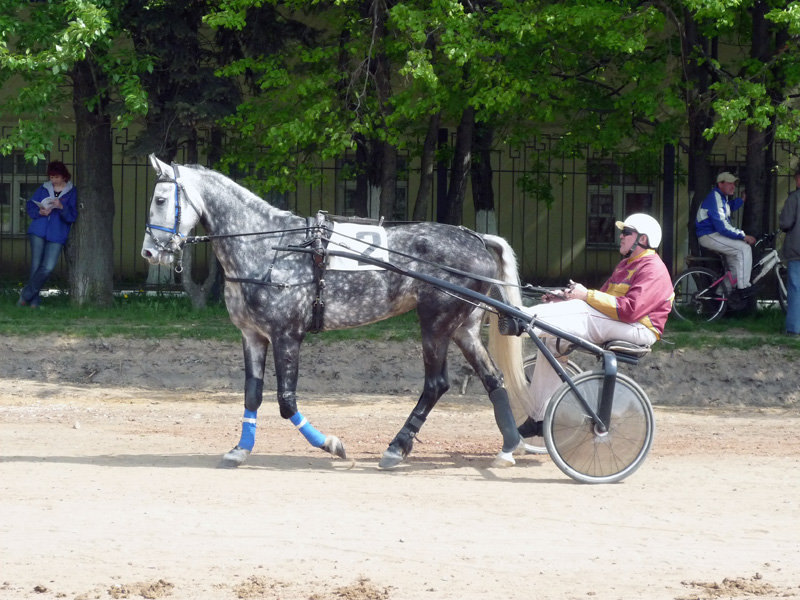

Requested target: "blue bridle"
[
  {"left": 145, "top": 164, "right": 203, "bottom": 273},
  {"left": 145, "top": 165, "right": 183, "bottom": 246}
]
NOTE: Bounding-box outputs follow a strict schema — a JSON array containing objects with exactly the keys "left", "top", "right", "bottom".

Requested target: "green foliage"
[
  {"left": 204, "top": 0, "right": 686, "bottom": 194},
  {"left": 0, "top": 0, "right": 149, "bottom": 159},
  {"left": 689, "top": 0, "right": 800, "bottom": 145}
]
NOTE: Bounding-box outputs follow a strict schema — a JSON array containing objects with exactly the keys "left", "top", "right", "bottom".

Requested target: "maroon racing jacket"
[{"left": 584, "top": 249, "right": 674, "bottom": 339}]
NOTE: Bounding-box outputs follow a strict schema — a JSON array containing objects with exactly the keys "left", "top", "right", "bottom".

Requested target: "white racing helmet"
[{"left": 614, "top": 213, "right": 662, "bottom": 249}]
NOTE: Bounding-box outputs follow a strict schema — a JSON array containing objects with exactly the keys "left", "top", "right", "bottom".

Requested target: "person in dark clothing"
[{"left": 779, "top": 168, "right": 800, "bottom": 335}]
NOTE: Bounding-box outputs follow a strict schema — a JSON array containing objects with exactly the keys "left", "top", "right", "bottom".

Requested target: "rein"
[
  {"left": 185, "top": 219, "right": 512, "bottom": 289},
  {"left": 148, "top": 165, "right": 511, "bottom": 291}
]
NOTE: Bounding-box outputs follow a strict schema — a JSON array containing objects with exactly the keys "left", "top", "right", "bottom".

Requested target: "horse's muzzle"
[{"left": 141, "top": 246, "right": 174, "bottom": 266}]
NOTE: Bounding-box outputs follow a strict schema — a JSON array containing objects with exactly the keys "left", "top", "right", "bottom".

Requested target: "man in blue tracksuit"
[{"left": 696, "top": 171, "right": 756, "bottom": 299}]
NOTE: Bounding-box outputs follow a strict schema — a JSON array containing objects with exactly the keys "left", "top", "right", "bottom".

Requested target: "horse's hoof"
[
  {"left": 322, "top": 435, "right": 347, "bottom": 459},
  {"left": 491, "top": 450, "right": 515, "bottom": 468},
  {"left": 219, "top": 446, "right": 251, "bottom": 468},
  {"left": 378, "top": 448, "right": 405, "bottom": 470}
]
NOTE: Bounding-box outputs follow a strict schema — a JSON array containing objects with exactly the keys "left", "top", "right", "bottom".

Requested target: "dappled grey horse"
[{"left": 140, "top": 154, "right": 530, "bottom": 468}]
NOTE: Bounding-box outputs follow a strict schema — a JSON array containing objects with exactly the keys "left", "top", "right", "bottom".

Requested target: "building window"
[
  {"left": 586, "top": 159, "right": 655, "bottom": 247},
  {"left": 0, "top": 154, "right": 47, "bottom": 234}
]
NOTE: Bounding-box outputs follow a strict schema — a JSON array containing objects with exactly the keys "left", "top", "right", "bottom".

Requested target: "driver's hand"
[
  {"left": 564, "top": 282, "right": 589, "bottom": 301},
  {"left": 542, "top": 290, "right": 568, "bottom": 303},
  {"left": 744, "top": 234, "right": 756, "bottom": 245}
]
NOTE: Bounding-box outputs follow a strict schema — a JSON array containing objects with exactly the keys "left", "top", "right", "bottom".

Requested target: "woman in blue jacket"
[{"left": 17, "top": 161, "right": 78, "bottom": 307}]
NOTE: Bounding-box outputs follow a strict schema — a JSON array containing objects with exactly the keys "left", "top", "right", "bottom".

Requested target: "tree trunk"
[
  {"left": 682, "top": 10, "right": 717, "bottom": 255},
  {"left": 180, "top": 244, "right": 219, "bottom": 309},
  {"left": 471, "top": 122, "right": 495, "bottom": 233},
  {"left": 67, "top": 59, "right": 115, "bottom": 307},
  {"left": 353, "top": 135, "right": 370, "bottom": 218},
  {"left": 378, "top": 141, "right": 397, "bottom": 220},
  {"left": 371, "top": 1, "right": 397, "bottom": 221},
  {"left": 413, "top": 112, "right": 440, "bottom": 222},
  {"left": 744, "top": 0, "right": 781, "bottom": 236},
  {"left": 444, "top": 107, "right": 475, "bottom": 225},
  {"left": 471, "top": 123, "right": 494, "bottom": 212},
  {"left": 744, "top": 126, "right": 771, "bottom": 237}
]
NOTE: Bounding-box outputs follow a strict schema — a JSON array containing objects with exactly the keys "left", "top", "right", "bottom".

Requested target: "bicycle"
[{"left": 671, "top": 230, "right": 788, "bottom": 323}]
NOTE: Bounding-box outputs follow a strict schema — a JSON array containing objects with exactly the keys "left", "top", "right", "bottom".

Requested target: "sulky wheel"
[{"left": 543, "top": 370, "right": 654, "bottom": 484}]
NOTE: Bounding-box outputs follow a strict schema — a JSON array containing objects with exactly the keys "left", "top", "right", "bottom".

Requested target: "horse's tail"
[{"left": 482, "top": 235, "right": 531, "bottom": 426}]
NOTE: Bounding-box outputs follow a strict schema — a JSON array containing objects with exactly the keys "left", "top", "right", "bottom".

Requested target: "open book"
[{"left": 33, "top": 197, "right": 58, "bottom": 210}]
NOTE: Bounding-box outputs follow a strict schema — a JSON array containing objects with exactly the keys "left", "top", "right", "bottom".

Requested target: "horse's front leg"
[
  {"left": 220, "top": 331, "right": 270, "bottom": 467},
  {"left": 272, "top": 335, "right": 347, "bottom": 460}
]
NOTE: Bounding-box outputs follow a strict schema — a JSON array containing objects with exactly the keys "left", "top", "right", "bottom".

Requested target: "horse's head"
[{"left": 140, "top": 154, "right": 202, "bottom": 268}]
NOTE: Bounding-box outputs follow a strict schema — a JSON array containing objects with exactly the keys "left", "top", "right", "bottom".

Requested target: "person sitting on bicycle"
[
  {"left": 696, "top": 172, "right": 756, "bottom": 301},
  {"left": 500, "top": 213, "right": 674, "bottom": 437}
]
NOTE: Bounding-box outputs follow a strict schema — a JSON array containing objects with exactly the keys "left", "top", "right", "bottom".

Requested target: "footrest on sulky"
[{"left": 489, "top": 285, "right": 527, "bottom": 336}]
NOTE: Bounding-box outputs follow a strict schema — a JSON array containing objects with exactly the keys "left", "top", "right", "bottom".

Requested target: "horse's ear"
[{"left": 148, "top": 154, "right": 170, "bottom": 177}]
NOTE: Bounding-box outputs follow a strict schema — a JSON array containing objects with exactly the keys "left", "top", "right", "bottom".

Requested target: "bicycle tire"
[
  {"left": 672, "top": 267, "right": 727, "bottom": 323},
  {"left": 777, "top": 263, "right": 789, "bottom": 312},
  {"left": 543, "top": 370, "right": 654, "bottom": 484},
  {"left": 520, "top": 355, "right": 583, "bottom": 454}
]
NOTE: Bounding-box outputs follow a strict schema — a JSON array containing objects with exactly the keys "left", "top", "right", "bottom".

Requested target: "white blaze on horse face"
[
  {"left": 140, "top": 179, "right": 181, "bottom": 265},
  {"left": 142, "top": 155, "right": 175, "bottom": 264}
]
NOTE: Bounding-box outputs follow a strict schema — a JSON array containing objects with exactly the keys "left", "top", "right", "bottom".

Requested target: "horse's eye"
[{"left": 155, "top": 196, "right": 167, "bottom": 206}]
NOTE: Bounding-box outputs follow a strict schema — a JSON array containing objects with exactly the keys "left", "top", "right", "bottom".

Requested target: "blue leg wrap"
[
  {"left": 238, "top": 409, "right": 258, "bottom": 451},
  {"left": 289, "top": 412, "right": 326, "bottom": 448}
]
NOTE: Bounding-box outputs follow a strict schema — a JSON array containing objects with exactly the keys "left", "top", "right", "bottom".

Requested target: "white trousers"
[
  {"left": 698, "top": 232, "right": 752, "bottom": 289},
  {"left": 520, "top": 300, "right": 657, "bottom": 420}
]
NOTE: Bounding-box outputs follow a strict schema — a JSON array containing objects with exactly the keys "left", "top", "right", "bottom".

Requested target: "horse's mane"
[{"left": 186, "top": 163, "right": 298, "bottom": 220}]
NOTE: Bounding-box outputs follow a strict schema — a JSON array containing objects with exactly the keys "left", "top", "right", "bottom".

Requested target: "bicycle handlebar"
[{"left": 755, "top": 230, "right": 781, "bottom": 249}]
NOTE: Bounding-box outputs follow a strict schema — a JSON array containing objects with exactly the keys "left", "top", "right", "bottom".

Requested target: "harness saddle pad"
[{"left": 327, "top": 222, "right": 389, "bottom": 271}]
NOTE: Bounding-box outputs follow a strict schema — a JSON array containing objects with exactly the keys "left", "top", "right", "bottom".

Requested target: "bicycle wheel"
[
  {"left": 777, "top": 263, "right": 789, "bottom": 312},
  {"left": 672, "top": 267, "right": 727, "bottom": 323},
  {"left": 543, "top": 370, "right": 654, "bottom": 484},
  {"left": 519, "top": 354, "right": 584, "bottom": 454}
]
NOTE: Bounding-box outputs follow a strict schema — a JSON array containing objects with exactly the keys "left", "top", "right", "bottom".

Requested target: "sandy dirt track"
[{"left": 1, "top": 335, "right": 799, "bottom": 600}]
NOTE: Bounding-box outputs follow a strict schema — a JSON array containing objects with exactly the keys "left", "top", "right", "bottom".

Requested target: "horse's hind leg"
[
  {"left": 451, "top": 317, "right": 523, "bottom": 467},
  {"left": 379, "top": 335, "right": 451, "bottom": 469}
]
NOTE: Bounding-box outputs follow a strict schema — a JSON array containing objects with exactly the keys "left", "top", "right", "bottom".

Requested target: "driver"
[{"left": 501, "top": 213, "right": 674, "bottom": 436}]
